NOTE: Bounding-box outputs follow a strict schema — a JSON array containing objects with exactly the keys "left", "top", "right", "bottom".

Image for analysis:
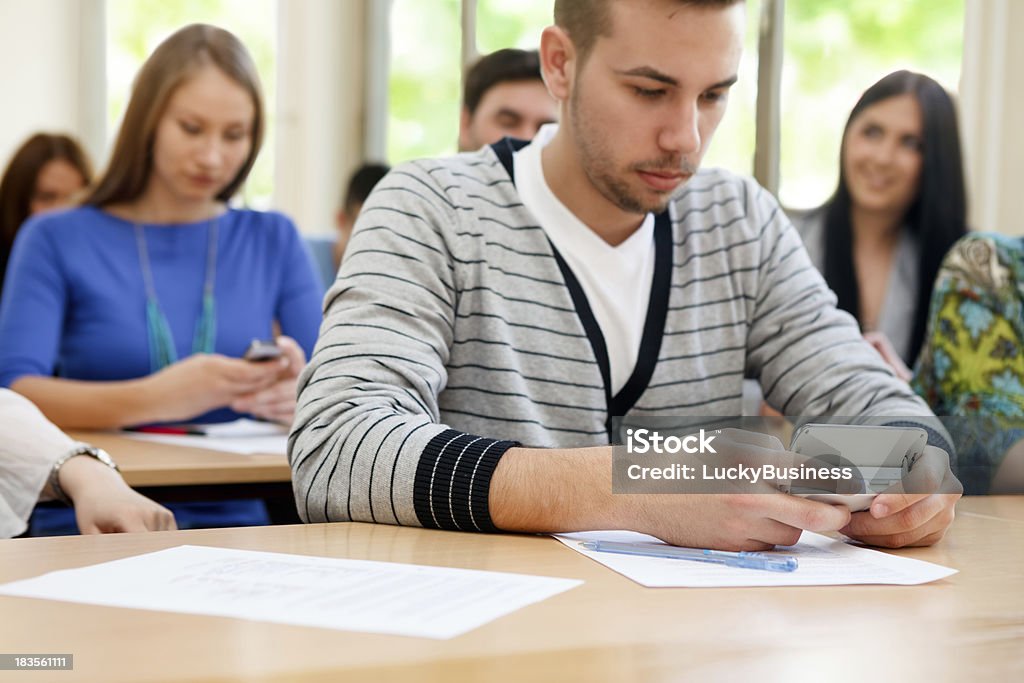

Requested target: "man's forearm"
[{"left": 488, "top": 446, "right": 627, "bottom": 533}]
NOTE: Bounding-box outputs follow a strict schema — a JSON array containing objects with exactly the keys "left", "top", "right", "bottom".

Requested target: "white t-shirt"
[{"left": 513, "top": 124, "right": 656, "bottom": 395}]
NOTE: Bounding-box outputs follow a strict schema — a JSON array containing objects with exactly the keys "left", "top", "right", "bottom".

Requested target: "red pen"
[{"left": 126, "top": 425, "right": 206, "bottom": 436}]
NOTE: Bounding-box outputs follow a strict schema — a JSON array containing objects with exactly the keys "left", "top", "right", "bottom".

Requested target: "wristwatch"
[{"left": 48, "top": 443, "right": 120, "bottom": 505}]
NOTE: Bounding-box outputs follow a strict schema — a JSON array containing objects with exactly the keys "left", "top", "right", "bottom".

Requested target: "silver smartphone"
[
  {"left": 243, "top": 339, "right": 283, "bottom": 363},
  {"left": 788, "top": 423, "right": 928, "bottom": 510}
]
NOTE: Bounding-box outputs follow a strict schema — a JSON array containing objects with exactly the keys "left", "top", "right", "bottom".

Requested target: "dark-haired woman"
[
  {"left": 795, "top": 70, "right": 967, "bottom": 377},
  {"left": 0, "top": 133, "right": 92, "bottom": 297}
]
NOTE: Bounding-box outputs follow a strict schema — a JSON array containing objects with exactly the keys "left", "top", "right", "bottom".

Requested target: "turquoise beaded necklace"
[{"left": 133, "top": 219, "right": 218, "bottom": 372}]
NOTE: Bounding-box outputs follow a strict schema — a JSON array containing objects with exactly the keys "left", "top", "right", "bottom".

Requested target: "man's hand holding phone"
[
  {"left": 840, "top": 445, "right": 962, "bottom": 547},
  {"left": 787, "top": 423, "right": 962, "bottom": 547}
]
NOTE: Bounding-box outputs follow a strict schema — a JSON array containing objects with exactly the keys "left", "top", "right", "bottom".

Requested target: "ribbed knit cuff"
[{"left": 413, "top": 429, "right": 518, "bottom": 532}]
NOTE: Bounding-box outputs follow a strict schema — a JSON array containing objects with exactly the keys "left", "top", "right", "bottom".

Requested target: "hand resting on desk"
[{"left": 58, "top": 455, "right": 177, "bottom": 533}]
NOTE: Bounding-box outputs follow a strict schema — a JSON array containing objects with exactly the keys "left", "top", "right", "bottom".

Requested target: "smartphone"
[
  {"left": 788, "top": 423, "right": 928, "bottom": 510},
  {"left": 243, "top": 339, "right": 282, "bottom": 363}
]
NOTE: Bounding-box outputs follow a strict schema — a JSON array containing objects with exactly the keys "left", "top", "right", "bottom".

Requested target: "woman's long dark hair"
[
  {"left": 822, "top": 70, "right": 967, "bottom": 365},
  {"left": 0, "top": 133, "right": 93, "bottom": 295}
]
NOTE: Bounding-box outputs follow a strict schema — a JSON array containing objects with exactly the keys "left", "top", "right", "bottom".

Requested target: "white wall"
[
  {"left": 274, "top": 0, "right": 367, "bottom": 235},
  {"left": 0, "top": 0, "right": 105, "bottom": 168},
  {"left": 960, "top": 0, "right": 1024, "bottom": 236},
  {"left": 0, "top": 0, "right": 364, "bottom": 237}
]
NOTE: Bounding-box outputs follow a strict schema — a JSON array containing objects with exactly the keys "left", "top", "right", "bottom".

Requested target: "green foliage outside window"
[
  {"left": 387, "top": 0, "right": 463, "bottom": 163},
  {"left": 107, "top": 0, "right": 965, "bottom": 209},
  {"left": 387, "top": 0, "right": 554, "bottom": 164},
  {"left": 387, "top": 0, "right": 964, "bottom": 213}
]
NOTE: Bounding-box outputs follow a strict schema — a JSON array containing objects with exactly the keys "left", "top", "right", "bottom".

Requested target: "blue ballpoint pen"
[{"left": 578, "top": 540, "right": 798, "bottom": 572}]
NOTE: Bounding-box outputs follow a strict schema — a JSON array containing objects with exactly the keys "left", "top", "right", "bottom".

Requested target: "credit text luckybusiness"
[{"left": 623, "top": 429, "right": 855, "bottom": 483}]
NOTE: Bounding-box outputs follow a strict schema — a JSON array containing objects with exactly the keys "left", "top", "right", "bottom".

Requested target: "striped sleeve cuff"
[{"left": 412, "top": 429, "right": 518, "bottom": 533}]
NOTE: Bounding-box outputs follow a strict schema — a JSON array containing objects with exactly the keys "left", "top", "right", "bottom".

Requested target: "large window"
[
  {"left": 475, "top": 0, "right": 551, "bottom": 54},
  {"left": 386, "top": 0, "right": 553, "bottom": 164},
  {"left": 779, "top": 0, "right": 965, "bottom": 209},
  {"left": 94, "top": 1, "right": 969, "bottom": 211},
  {"left": 106, "top": 0, "right": 277, "bottom": 206},
  {"left": 387, "top": 0, "right": 462, "bottom": 163},
  {"left": 385, "top": 0, "right": 965, "bottom": 208}
]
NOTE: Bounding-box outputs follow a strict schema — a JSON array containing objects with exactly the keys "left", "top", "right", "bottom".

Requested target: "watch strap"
[{"left": 48, "top": 443, "right": 120, "bottom": 505}]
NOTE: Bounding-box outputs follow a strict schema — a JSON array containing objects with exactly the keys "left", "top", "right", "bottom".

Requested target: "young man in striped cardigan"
[{"left": 290, "top": 0, "right": 961, "bottom": 550}]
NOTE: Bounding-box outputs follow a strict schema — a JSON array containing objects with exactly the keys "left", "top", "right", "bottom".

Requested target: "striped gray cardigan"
[{"left": 290, "top": 140, "right": 947, "bottom": 532}]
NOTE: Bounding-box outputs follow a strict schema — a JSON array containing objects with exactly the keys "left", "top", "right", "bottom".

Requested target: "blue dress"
[{"left": 0, "top": 206, "right": 324, "bottom": 530}]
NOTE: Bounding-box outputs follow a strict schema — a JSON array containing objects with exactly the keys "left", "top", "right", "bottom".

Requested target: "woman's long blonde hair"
[{"left": 85, "top": 23, "right": 264, "bottom": 207}]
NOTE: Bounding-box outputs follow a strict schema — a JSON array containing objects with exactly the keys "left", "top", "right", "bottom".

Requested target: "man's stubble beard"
[{"left": 569, "top": 82, "right": 690, "bottom": 216}]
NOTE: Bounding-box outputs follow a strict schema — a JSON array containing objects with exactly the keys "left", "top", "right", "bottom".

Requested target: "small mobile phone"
[
  {"left": 243, "top": 339, "right": 282, "bottom": 363},
  {"left": 787, "top": 423, "right": 928, "bottom": 511}
]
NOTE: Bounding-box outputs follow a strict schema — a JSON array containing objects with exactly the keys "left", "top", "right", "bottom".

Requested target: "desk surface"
[
  {"left": 68, "top": 431, "right": 291, "bottom": 488},
  {"left": 1, "top": 496, "right": 1022, "bottom": 683}
]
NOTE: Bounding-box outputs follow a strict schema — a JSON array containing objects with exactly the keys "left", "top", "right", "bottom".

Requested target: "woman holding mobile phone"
[
  {"left": 0, "top": 24, "right": 321, "bottom": 430},
  {"left": 0, "top": 25, "right": 322, "bottom": 529}
]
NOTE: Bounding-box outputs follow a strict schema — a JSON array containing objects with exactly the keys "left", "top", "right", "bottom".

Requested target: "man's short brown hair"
[
  {"left": 553, "top": 0, "right": 744, "bottom": 66},
  {"left": 463, "top": 49, "right": 544, "bottom": 115}
]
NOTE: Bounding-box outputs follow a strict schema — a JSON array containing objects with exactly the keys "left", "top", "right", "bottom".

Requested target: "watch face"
[
  {"left": 76, "top": 444, "right": 118, "bottom": 470},
  {"left": 93, "top": 448, "right": 118, "bottom": 469}
]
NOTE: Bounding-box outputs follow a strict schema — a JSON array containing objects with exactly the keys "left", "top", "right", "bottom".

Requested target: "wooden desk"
[
  {"left": 65, "top": 431, "right": 296, "bottom": 520},
  {"left": 67, "top": 431, "right": 291, "bottom": 488},
  {"left": 959, "top": 495, "right": 1024, "bottom": 523},
  {"left": 1, "top": 496, "right": 1022, "bottom": 683}
]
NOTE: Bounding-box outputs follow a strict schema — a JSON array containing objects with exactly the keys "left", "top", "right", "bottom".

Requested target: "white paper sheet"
[
  {"left": 120, "top": 430, "right": 287, "bottom": 455},
  {"left": 191, "top": 419, "right": 287, "bottom": 438},
  {"left": 0, "top": 545, "right": 582, "bottom": 639},
  {"left": 555, "top": 530, "right": 957, "bottom": 587}
]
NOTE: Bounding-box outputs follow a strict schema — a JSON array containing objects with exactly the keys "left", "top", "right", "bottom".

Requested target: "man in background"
[
  {"left": 458, "top": 48, "right": 558, "bottom": 151},
  {"left": 333, "top": 163, "right": 390, "bottom": 271},
  {"left": 304, "top": 163, "right": 390, "bottom": 292}
]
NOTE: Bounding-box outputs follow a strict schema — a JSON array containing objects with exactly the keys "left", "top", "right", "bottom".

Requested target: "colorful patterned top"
[{"left": 913, "top": 232, "right": 1024, "bottom": 493}]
